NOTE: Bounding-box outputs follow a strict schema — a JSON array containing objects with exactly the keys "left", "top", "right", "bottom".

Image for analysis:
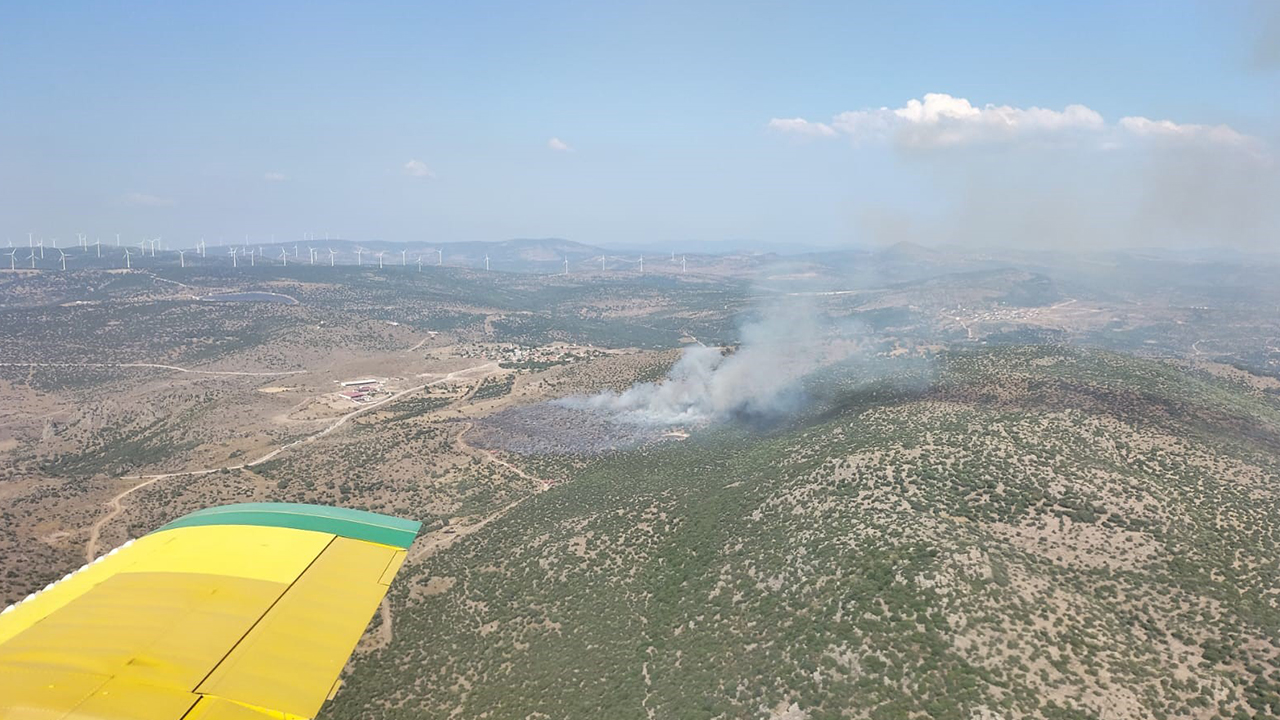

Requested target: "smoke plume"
[{"left": 558, "top": 304, "right": 826, "bottom": 426}]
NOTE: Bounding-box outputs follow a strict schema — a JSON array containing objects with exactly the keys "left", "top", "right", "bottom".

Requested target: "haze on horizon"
[{"left": 1, "top": 0, "right": 1277, "bottom": 251}]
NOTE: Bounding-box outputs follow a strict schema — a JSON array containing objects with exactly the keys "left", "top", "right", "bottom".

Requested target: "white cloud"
[
  {"left": 770, "top": 93, "right": 1255, "bottom": 152},
  {"left": 548, "top": 137, "right": 573, "bottom": 152},
  {"left": 122, "top": 192, "right": 174, "bottom": 207},
  {"left": 404, "top": 159, "right": 435, "bottom": 178},
  {"left": 263, "top": 171, "right": 287, "bottom": 182},
  {"left": 1118, "top": 116, "right": 1255, "bottom": 148},
  {"left": 766, "top": 118, "right": 836, "bottom": 138}
]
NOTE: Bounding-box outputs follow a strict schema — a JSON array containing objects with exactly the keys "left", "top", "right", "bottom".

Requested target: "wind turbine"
[
  {"left": 228, "top": 247, "right": 238, "bottom": 268},
  {"left": 278, "top": 248, "right": 288, "bottom": 266},
  {"left": 293, "top": 244, "right": 299, "bottom": 258},
  {"left": 639, "top": 255, "right": 644, "bottom": 273},
  {"left": 682, "top": 255, "right": 687, "bottom": 273},
  {"left": 4, "top": 249, "right": 16, "bottom": 270},
  {"left": 249, "top": 249, "right": 256, "bottom": 266},
  {"left": 563, "top": 257, "right": 569, "bottom": 276},
  {"left": 177, "top": 250, "right": 187, "bottom": 268},
  {"left": 401, "top": 249, "right": 407, "bottom": 266},
  {"left": 307, "top": 246, "right": 316, "bottom": 264},
  {"left": 123, "top": 249, "right": 133, "bottom": 269},
  {"left": 436, "top": 248, "right": 443, "bottom": 266},
  {"left": 484, "top": 253, "right": 490, "bottom": 271},
  {"left": 600, "top": 255, "right": 606, "bottom": 271},
  {"left": 56, "top": 248, "right": 68, "bottom": 271},
  {"left": 376, "top": 251, "right": 385, "bottom": 269},
  {"left": 28, "top": 249, "right": 37, "bottom": 268},
  {"left": 355, "top": 247, "right": 364, "bottom": 266},
  {"left": 198, "top": 238, "right": 206, "bottom": 257},
  {"left": 416, "top": 256, "right": 423, "bottom": 272},
  {"left": 327, "top": 248, "right": 336, "bottom": 266},
  {"left": 92, "top": 239, "right": 102, "bottom": 258},
  {"left": 37, "top": 239, "right": 44, "bottom": 259}
]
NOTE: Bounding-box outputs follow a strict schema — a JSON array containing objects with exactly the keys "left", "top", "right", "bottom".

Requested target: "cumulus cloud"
[
  {"left": 770, "top": 92, "right": 1255, "bottom": 152},
  {"left": 263, "top": 171, "right": 287, "bottom": 182},
  {"left": 122, "top": 192, "right": 174, "bottom": 207},
  {"left": 1118, "top": 116, "right": 1257, "bottom": 149},
  {"left": 403, "top": 159, "right": 435, "bottom": 178},
  {"left": 766, "top": 117, "right": 837, "bottom": 138},
  {"left": 548, "top": 137, "right": 573, "bottom": 152},
  {"left": 777, "top": 93, "right": 1276, "bottom": 249}
]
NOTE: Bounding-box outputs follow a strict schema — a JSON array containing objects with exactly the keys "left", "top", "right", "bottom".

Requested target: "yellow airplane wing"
[{"left": 0, "top": 502, "right": 421, "bottom": 720}]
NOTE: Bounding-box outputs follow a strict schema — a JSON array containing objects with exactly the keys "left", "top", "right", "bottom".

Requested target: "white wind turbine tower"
[
  {"left": 37, "top": 239, "right": 44, "bottom": 259},
  {"left": 177, "top": 250, "right": 187, "bottom": 268},
  {"left": 600, "top": 255, "right": 606, "bottom": 271},
  {"left": 123, "top": 249, "right": 133, "bottom": 269},
  {"left": 401, "top": 249, "right": 407, "bottom": 266},
  {"left": 563, "top": 256, "right": 569, "bottom": 276},
  {"left": 278, "top": 249, "right": 288, "bottom": 266},
  {"left": 639, "top": 255, "right": 644, "bottom": 273},
  {"left": 91, "top": 239, "right": 102, "bottom": 258},
  {"left": 327, "top": 249, "right": 336, "bottom": 266},
  {"left": 249, "top": 249, "right": 256, "bottom": 266},
  {"left": 436, "top": 248, "right": 443, "bottom": 266},
  {"left": 375, "top": 251, "right": 385, "bottom": 269},
  {"left": 307, "top": 246, "right": 316, "bottom": 264},
  {"left": 198, "top": 239, "right": 206, "bottom": 257},
  {"left": 681, "top": 255, "right": 687, "bottom": 273},
  {"left": 293, "top": 244, "right": 299, "bottom": 258},
  {"left": 5, "top": 249, "right": 16, "bottom": 270},
  {"left": 56, "top": 248, "right": 68, "bottom": 271},
  {"left": 416, "top": 256, "right": 423, "bottom": 272},
  {"left": 484, "top": 253, "right": 489, "bottom": 271},
  {"left": 228, "top": 248, "right": 238, "bottom": 268},
  {"left": 355, "top": 247, "right": 364, "bottom": 265},
  {"left": 28, "top": 249, "right": 37, "bottom": 268}
]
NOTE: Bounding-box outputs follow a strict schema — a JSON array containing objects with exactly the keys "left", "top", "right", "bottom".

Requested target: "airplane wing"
[{"left": 0, "top": 502, "right": 421, "bottom": 719}]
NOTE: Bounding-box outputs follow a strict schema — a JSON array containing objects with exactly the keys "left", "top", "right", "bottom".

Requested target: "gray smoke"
[{"left": 557, "top": 305, "right": 825, "bottom": 426}]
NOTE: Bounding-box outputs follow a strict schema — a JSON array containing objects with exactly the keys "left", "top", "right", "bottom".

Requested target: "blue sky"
[{"left": 1, "top": 1, "right": 1276, "bottom": 248}]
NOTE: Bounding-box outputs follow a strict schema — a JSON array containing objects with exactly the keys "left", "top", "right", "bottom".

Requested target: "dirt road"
[
  {"left": 0, "top": 361, "right": 305, "bottom": 377},
  {"left": 82, "top": 362, "right": 500, "bottom": 560}
]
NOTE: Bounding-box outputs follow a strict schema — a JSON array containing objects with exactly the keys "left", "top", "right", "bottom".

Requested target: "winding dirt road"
[
  {"left": 82, "top": 362, "right": 499, "bottom": 561},
  {"left": 83, "top": 475, "right": 165, "bottom": 562}
]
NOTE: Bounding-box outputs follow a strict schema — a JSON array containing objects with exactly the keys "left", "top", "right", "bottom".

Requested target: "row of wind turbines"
[{"left": 4, "top": 233, "right": 691, "bottom": 275}]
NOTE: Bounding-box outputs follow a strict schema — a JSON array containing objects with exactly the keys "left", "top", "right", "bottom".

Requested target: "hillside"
[{"left": 327, "top": 346, "right": 1280, "bottom": 720}]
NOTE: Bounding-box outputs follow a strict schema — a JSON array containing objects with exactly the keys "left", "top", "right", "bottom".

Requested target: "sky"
[{"left": 1, "top": 0, "right": 1277, "bottom": 250}]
